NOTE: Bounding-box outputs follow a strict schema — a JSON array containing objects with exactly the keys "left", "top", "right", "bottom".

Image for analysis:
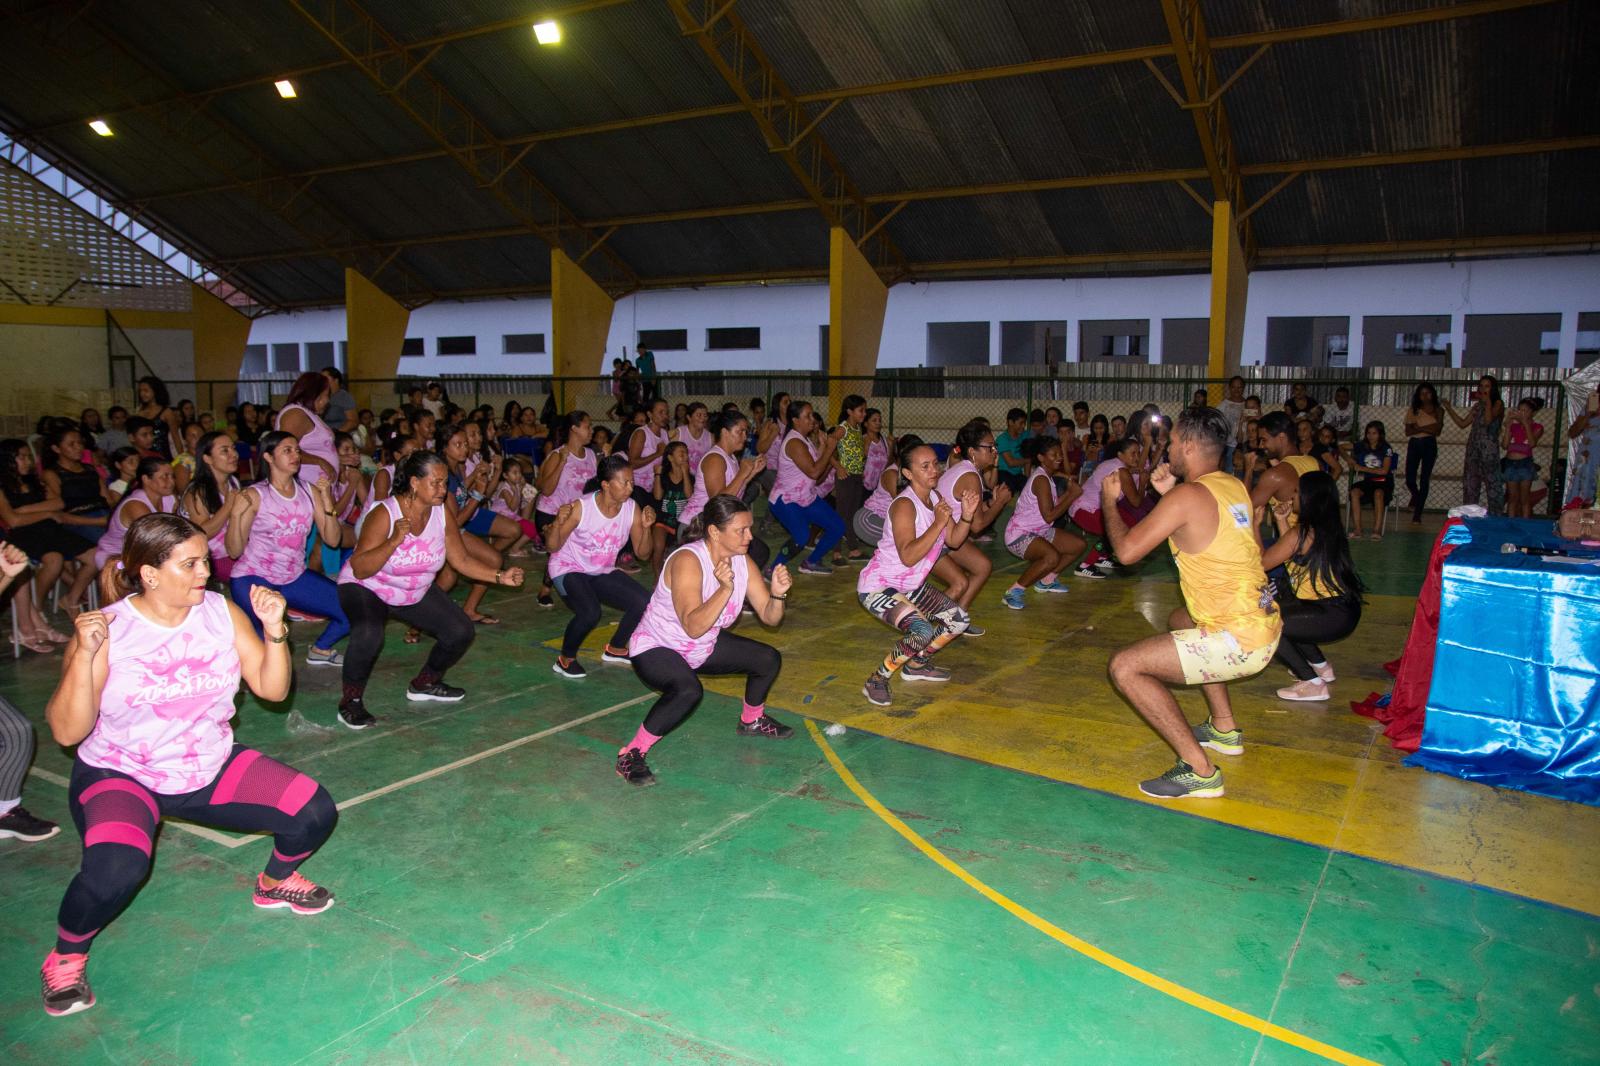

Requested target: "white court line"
[{"left": 26, "top": 694, "right": 652, "bottom": 850}]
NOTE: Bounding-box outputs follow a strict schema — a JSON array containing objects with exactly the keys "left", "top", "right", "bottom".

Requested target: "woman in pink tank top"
[
  {"left": 857, "top": 438, "right": 979, "bottom": 708},
  {"left": 753, "top": 392, "right": 790, "bottom": 501},
  {"left": 177, "top": 431, "right": 240, "bottom": 583},
  {"left": 616, "top": 494, "right": 793, "bottom": 787},
  {"left": 545, "top": 455, "right": 656, "bottom": 678},
  {"left": 627, "top": 398, "right": 672, "bottom": 497},
  {"left": 674, "top": 402, "right": 713, "bottom": 471},
  {"left": 767, "top": 402, "right": 847, "bottom": 575},
  {"left": 39, "top": 512, "right": 339, "bottom": 1017},
  {"left": 225, "top": 430, "right": 350, "bottom": 667},
  {"left": 997, "top": 437, "right": 1087, "bottom": 610},
  {"left": 677, "top": 411, "right": 771, "bottom": 569},
  {"left": 534, "top": 411, "right": 597, "bottom": 607},
  {"left": 94, "top": 457, "right": 177, "bottom": 570},
  {"left": 274, "top": 371, "right": 338, "bottom": 486},
  {"left": 929, "top": 421, "right": 1010, "bottom": 628},
  {"left": 334, "top": 450, "right": 525, "bottom": 730}
]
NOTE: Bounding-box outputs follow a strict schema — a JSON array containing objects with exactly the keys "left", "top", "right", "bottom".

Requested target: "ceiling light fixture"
[
  {"left": 88, "top": 119, "right": 112, "bottom": 137},
  {"left": 275, "top": 79, "right": 298, "bottom": 99},
  {"left": 532, "top": 20, "right": 560, "bottom": 45}
]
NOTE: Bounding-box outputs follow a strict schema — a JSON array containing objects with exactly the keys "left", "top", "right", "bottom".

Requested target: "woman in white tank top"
[{"left": 615, "top": 495, "right": 793, "bottom": 787}]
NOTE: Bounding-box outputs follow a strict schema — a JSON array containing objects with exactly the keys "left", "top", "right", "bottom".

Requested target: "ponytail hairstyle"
[
  {"left": 257, "top": 429, "right": 296, "bottom": 464},
  {"left": 891, "top": 433, "right": 926, "bottom": 490},
  {"left": 120, "top": 455, "right": 170, "bottom": 504},
  {"left": 187, "top": 430, "right": 234, "bottom": 515},
  {"left": 951, "top": 419, "right": 990, "bottom": 461},
  {"left": 684, "top": 493, "right": 750, "bottom": 544},
  {"left": 561, "top": 409, "right": 591, "bottom": 445},
  {"left": 709, "top": 408, "right": 749, "bottom": 445},
  {"left": 583, "top": 452, "right": 635, "bottom": 494},
  {"left": 835, "top": 393, "right": 867, "bottom": 426},
  {"left": 1516, "top": 396, "right": 1545, "bottom": 415},
  {"left": 98, "top": 512, "right": 206, "bottom": 606},
  {"left": 394, "top": 450, "right": 446, "bottom": 499},
  {"left": 40, "top": 422, "right": 83, "bottom": 471},
  {"left": 784, "top": 400, "right": 814, "bottom": 435},
  {"left": 1020, "top": 435, "right": 1060, "bottom": 468}
]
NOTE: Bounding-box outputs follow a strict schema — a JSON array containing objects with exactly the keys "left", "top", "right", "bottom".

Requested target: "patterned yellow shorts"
[{"left": 1170, "top": 627, "right": 1280, "bottom": 685}]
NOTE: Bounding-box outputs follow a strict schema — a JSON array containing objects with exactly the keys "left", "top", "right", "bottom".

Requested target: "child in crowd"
[
  {"left": 1501, "top": 397, "right": 1545, "bottom": 518},
  {"left": 106, "top": 447, "right": 140, "bottom": 497},
  {"left": 651, "top": 440, "right": 692, "bottom": 573},
  {"left": 1349, "top": 420, "right": 1398, "bottom": 540}
]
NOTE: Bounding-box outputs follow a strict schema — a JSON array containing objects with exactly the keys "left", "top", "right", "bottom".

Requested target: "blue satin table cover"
[{"left": 1408, "top": 517, "right": 1600, "bottom": 804}]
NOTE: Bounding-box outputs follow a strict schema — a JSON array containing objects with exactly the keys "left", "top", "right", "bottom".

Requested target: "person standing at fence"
[
  {"left": 1403, "top": 383, "right": 1443, "bottom": 523},
  {"left": 933, "top": 421, "right": 1011, "bottom": 630},
  {"left": 1500, "top": 397, "right": 1546, "bottom": 519},
  {"left": 617, "top": 495, "right": 793, "bottom": 787},
  {"left": 1261, "top": 472, "right": 1363, "bottom": 703},
  {"left": 828, "top": 394, "right": 870, "bottom": 565},
  {"left": 768, "top": 402, "right": 846, "bottom": 576},
  {"left": 1566, "top": 384, "right": 1600, "bottom": 509},
  {"left": 678, "top": 411, "right": 769, "bottom": 569},
  {"left": 1100, "top": 407, "right": 1281, "bottom": 800},
  {"left": 534, "top": 412, "right": 597, "bottom": 608},
  {"left": 133, "top": 376, "right": 181, "bottom": 460},
  {"left": 859, "top": 440, "right": 977, "bottom": 707},
  {"left": 1444, "top": 375, "right": 1506, "bottom": 515},
  {"left": 39, "top": 513, "right": 338, "bottom": 1017}
]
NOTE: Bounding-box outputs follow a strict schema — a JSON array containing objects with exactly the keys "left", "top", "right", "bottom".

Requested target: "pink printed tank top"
[
  {"left": 79, "top": 592, "right": 242, "bottom": 794},
  {"left": 858, "top": 488, "right": 946, "bottom": 595},
  {"left": 677, "top": 426, "right": 712, "bottom": 471},
  {"left": 678, "top": 445, "right": 734, "bottom": 526},
  {"left": 770, "top": 431, "right": 819, "bottom": 507},
  {"left": 863, "top": 469, "right": 896, "bottom": 518},
  {"left": 1004, "top": 468, "right": 1055, "bottom": 543},
  {"left": 95, "top": 489, "right": 176, "bottom": 569},
  {"left": 629, "top": 538, "right": 748, "bottom": 668},
  {"left": 937, "top": 459, "right": 979, "bottom": 509},
  {"left": 631, "top": 425, "right": 669, "bottom": 490},
  {"left": 536, "top": 446, "right": 597, "bottom": 515},
  {"left": 337, "top": 498, "right": 446, "bottom": 607},
  {"left": 231, "top": 480, "right": 312, "bottom": 585},
  {"left": 863, "top": 436, "right": 890, "bottom": 489},
  {"left": 180, "top": 478, "right": 239, "bottom": 570},
  {"left": 277, "top": 403, "right": 336, "bottom": 486},
  {"left": 547, "top": 492, "right": 635, "bottom": 579}
]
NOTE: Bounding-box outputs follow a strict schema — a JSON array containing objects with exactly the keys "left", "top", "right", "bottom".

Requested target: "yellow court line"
[{"left": 804, "top": 721, "right": 1381, "bottom": 1066}]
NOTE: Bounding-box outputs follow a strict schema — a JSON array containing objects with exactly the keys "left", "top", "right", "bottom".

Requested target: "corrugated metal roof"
[{"left": 0, "top": 0, "right": 1592, "bottom": 308}]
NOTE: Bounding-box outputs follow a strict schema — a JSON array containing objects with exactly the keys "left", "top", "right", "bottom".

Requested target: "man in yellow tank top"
[
  {"left": 1250, "top": 411, "right": 1321, "bottom": 526},
  {"left": 1100, "top": 406, "right": 1282, "bottom": 799}
]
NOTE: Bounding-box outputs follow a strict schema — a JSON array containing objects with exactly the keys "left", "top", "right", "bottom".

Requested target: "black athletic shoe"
[
  {"left": 537, "top": 592, "right": 554, "bottom": 609},
  {"left": 0, "top": 807, "right": 59, "bottom": 842},
  {"left": 338, "top": 700, "right": 376, "bottom": 730},
  {"left": 552, "top": 657, "right": 587, "bottom": 680},
  {"left": 735, "top": 714, "right": 794, "bottom": 740},
  {"left": 616, "top": 748, "right": 656, "bottom": 786},
  {"left": 406, "top": 680, "right": 466, "bottom": 703}
]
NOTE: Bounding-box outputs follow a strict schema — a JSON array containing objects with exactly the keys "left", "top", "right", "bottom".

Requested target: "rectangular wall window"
[
  {"left": 304, "top": 341, "right": 335, "bottom": 369},
  {"left": 706, "top": 326, "right": 761, "bottom": 350},
  {"left": 401, "top": 337, "right": 424, "bottom": 357},
  {"left": 1362, "top": 315, "right": 1450, "bottom": 368},
  {"left": 1078, "top": 319, "right": 1149, "bottom": 364},
  {"left": 503, "top": 333, "right": 546, "bottom": 354},
  {"left": 637, "top": 329, "right": 688, "bottom": 351},
  {"left": 269, "top": 343, "right": 301, "bottom": 373},
  {"left": 437, "top": 335, "right": 477, "bottom": 357},
  {"left": 926, "top": 321, "right": 990, "bottom": 367},
  {"left": 1464, "top": 312, "right": 1560, "bottom": 368},
  {"left": 1264, "top": 316, "right": 1350, "bottom": 368},
  {"left": 1159, "top": 318, "right": 1208, "bottom": 365},
  {"left": 999, "top": 321, "right": 1067, "bottom": 366}
]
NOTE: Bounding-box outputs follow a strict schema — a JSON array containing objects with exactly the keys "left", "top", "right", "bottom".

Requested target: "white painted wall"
[{"left": 244, "top": 253, "right": 1600, "bottom": 375}]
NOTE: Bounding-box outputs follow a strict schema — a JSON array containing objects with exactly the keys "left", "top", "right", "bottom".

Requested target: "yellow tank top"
[
  {"left": 1278, "top": 454, "right": 1321, "bottom": 528},
  {"left": 1288, "top": 558, "right": 1339, "bottom": 601},
  {"left": 1168, "top": 472, "right": 1283, "bottom": 652}
]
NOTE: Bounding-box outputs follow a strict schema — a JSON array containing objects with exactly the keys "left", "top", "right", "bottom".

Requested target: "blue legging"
[
  {"left": 769, "top": 497, "right": 845, "bottom": 567},
  {"left": 231, "top": 570, "right": 350, "bottom": 652}
]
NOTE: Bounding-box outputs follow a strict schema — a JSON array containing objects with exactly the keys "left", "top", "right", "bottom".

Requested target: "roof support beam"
[
  {"left": 1157, "top": 0, "right": 1245, "bottom": 216},
  {"left": 664, "top": 0, "right": 909, "bottom": 281},
  {"left": 286, "top": 0, "right": 642, "bottom": 296},
  {"left": 213, "top": 136, "right": 1600, "bottom": 268},
  {"left": 131, "top": 0, "right": 1565, "bottom": 205}
]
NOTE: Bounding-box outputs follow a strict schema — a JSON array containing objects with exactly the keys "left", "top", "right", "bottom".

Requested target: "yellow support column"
[
  {"left": 1206, "top": 200, "right": 1248, "bottom": 403},
  {"left": 551, "top": 249, "right": 616, "bottom": 412},
  {"left": 190, "top": 284, "right": 252, "bottom": 416},
  {"left": 828, "top": 226, "right": 888, "bottom": 419},
  {"left": 345, "top": 268, "right": 410, "bottom": 412}
]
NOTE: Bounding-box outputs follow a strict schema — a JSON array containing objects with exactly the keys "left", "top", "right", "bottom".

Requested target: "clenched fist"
[
  {"left": 250, "top": 585, "right": 288, "bottom": 630},
  {"left": 74, "top": 610, "right": 109, "bottom": 654}
]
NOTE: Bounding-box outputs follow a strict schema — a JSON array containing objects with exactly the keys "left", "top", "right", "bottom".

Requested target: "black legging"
[
  {"left": 632, "top": 632, "right": 781, "bottom": 737},
  {"left": 1276, "top": 596, "right": 1361, "bottom": 681},
  {"left": 1404, "top": 436, "right": 1438, "bottom": 520},
  {"left": 337, "top": 582, "right": 476, "bottom": 694},
  {"left": 553, "top": 569, "right": 649, "bottom": 658},
  {"left": 832, "top": 473, "right": 866, "bottom": 550}
]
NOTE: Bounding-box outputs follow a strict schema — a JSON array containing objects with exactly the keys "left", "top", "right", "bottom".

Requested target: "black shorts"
[{"left": 1353, "top": 479, "right": 1391, "bottom": 502}]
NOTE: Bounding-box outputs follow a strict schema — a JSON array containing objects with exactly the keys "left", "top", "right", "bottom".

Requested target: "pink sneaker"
[
  {"left": 253, "top": 871, "right": 335, "bottom": 915},
  {"left": 1276, "top": 678, "right": 1330, "bottom": 702},
  {"left": 41, "top": 951, "right": 94, "bottom": 1016}
]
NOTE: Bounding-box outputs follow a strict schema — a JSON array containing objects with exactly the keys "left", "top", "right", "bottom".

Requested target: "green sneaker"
[
  {"left": 1138, "top": 761, "right": 1224, "bottom": 799},
  {"left": 1192, "top": 718, "right": 1243, "bottom": 756}
]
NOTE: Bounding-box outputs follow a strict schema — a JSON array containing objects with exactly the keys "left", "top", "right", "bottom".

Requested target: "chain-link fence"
[{"left": 5, "top": 364, "right": 1576, "bottom": 514}]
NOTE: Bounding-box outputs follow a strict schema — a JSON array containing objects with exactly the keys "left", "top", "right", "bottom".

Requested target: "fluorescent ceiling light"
[
  {"left": 532, "top": 20, "right": 560, "bottom": 44},
  {"left": 88, "top": 119, "right": 112, "bottom": 137},
  {"left": 274, "top": 79, "right": 298, "bottom": 99}
]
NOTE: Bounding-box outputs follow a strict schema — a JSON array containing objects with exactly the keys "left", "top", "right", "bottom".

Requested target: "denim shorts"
[{"left": 1503, "top": 457, "right": 1536, "bottom": 483}]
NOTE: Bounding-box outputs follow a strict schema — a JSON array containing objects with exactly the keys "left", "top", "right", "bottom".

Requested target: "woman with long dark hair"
[
  {"left": 534, "top": 410, "right": 597, "bottom": 608},
  {"left": 0, "top": 439, "right": 99, "bottom": 646},
  {"left": 616, "top": 495, "right": 793, "bottom": 787},
  {"left": 828, "top": 393, "right": 870, "bottom": 565},
  {"left": 224, "top": 430, "right": 349, "bottom": 667},
  {"left": 768, "top": 401, "right": 846, "bottom": 574},
  {"left": 1444, "top": 374, "right": 1506, "bottom": 514},
  {"left": 275, "top": 371, "right": 339, "bottom": 486},
  {"left": 627, "top": 397, "right": 672, "bottom": 510},
  {"left": 39, "top": 423, "right": 115, "bottom": 545},
  {"left": 1402, "top": 383, "right": 1442, "bottom": 523},
  {"left": 1348, "top": 420, "right": 1398, "bottom": 541},
  {"left": 178, "top": 431, "right": 241, "bottom": 583},
  {"left": 1259, "top": 471, "right": 1364, "bottom": 702},
  {"left": 39, "top": 513, "right": 338, "bottom": 1017},
  {"left": 336, "top": 451, "right": 524, "bottom": 729},
  {"left": 134, "top": 375, "right": 181, "bottom": 459},
  {"left": 547, "top": 454, "right": 656, "bottom": 679},
  {"left": 678, "top": 410, "right": 769, "bottom": 568}
]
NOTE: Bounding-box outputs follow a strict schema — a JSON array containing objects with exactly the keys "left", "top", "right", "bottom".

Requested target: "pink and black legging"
[{"left": 53, "top": 746, "right": 337, "bottom": 956}]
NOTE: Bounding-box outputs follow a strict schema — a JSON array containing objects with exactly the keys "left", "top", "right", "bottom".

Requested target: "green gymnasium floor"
[{"left": 3, "top": 521, "right": 1598, "bottom": 1065}]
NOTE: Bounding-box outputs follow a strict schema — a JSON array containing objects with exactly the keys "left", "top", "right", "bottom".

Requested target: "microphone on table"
[{"left": 1501, "top": 542, "right": 1574, "bottom": 557}]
